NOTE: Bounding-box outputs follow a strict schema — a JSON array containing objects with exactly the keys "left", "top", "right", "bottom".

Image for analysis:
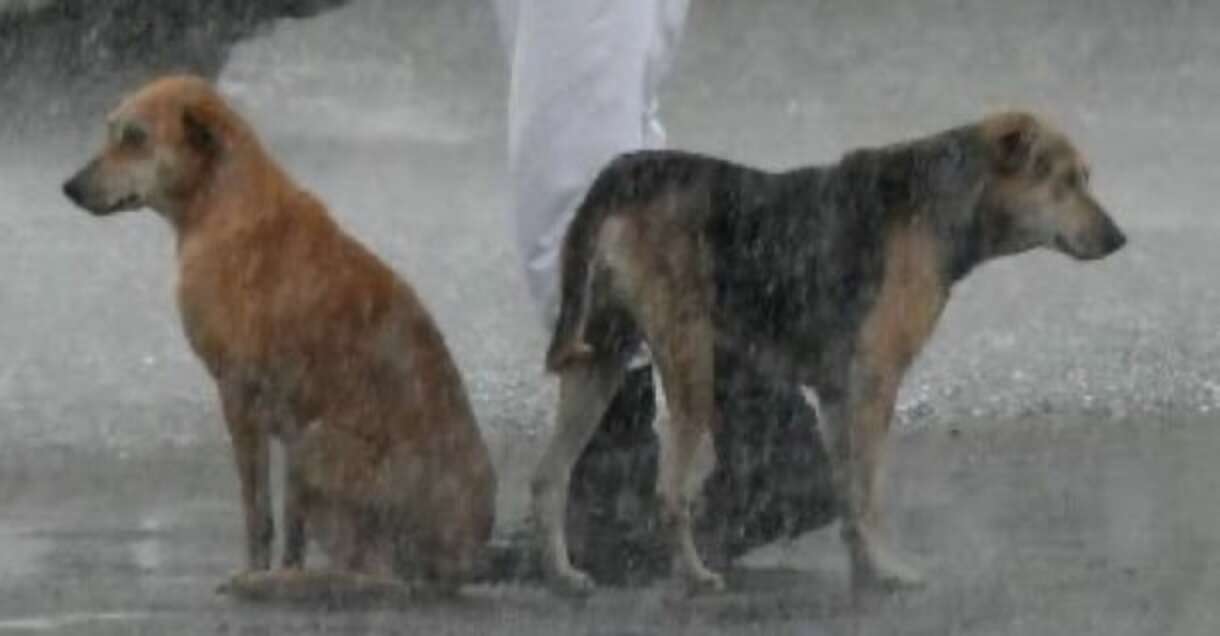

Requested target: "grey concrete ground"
[{"left": 2, "top": 0, "right": 1220, "bottom": 633}]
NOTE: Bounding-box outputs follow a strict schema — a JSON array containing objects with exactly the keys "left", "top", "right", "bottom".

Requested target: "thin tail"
[
  {"left": 544, "top": 204, "right": 600, "bottom": 371},
  {"left": 546, "top": 152, "right": 662, "bottom": 371}
]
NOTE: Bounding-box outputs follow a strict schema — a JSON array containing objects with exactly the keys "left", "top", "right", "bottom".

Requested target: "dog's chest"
[{"left": 175, "top": 242, "right": 292, "bottom": 377}]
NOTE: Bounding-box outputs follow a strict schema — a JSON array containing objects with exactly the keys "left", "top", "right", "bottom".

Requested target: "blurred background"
[{"left": 1, "top": 1, "right": 1219, "bottom": 633}]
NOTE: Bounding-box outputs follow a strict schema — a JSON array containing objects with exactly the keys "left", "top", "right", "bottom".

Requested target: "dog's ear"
[
  {"left": 182, "top": 107, "right": 219, "bottom": 157},
  {"left": 984, "top": 112, "right": 1039, "bottom": 175}
]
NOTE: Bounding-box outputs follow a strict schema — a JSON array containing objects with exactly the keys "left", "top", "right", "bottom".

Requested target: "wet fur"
[
  {"left": 535, "top": 112, "right": 1125, "bottom": 595},
  {"left": 62, "top": 76, "right": 496, "bottom": 598}
]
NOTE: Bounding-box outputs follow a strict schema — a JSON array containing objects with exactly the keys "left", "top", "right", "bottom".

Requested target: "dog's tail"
[
  {"left": 545, "top": 171, "right": 622, "bottom": 372},
  {"left": 545, "top": 212, "right": 600, "bottom": 372}
]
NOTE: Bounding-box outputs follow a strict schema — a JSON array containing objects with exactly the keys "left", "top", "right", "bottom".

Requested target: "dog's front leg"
[
  {"left": 281, "top": 452, "right": 308, "bottom": 569},
  {"left": 813, "top": 375, "right": 923, "bottom": 592},
  {"left": 221, "top": 391, "right": 274, "bottom": 572}
]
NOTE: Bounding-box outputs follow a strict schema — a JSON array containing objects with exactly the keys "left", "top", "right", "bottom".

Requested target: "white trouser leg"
[{"left": 495, "top": 0, "right": 690, "bottom": 326}]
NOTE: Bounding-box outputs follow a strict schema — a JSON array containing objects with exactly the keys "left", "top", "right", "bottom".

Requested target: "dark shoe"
[
  {"left": 566, "top": 367, "right": 663, "bottom": 584},
  {"left": 700, "top": 347, "right": 837, "bottom": 562}
]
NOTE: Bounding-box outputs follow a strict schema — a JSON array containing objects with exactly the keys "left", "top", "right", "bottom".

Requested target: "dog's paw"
[
  {"left": 215, "top": 570, "right": 267, "bottom": 597},
  {"left": 684, "top": 568, "right": 726, "bottom": 596},
  {"left": 548, "top": 567, "right": 596, "bottom": 598},
  {"left": 852, "top": 548, "right": 925, "bottom": 592}
]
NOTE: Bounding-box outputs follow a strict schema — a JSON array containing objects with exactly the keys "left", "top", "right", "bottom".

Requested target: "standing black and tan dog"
[
  {"left": 61, "top": 75, "right": 496, "bottom": 599},
  {"left": 534, "top": 112, "right": 1126, "bottom": 595}
]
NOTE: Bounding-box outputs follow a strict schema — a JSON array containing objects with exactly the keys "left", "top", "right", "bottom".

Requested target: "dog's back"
[
  {"left": 545, "top": 148, "right": 879, "bottom": 372},
  {"left": 547, "top": 129, "right": 987, "bottom": 374}
]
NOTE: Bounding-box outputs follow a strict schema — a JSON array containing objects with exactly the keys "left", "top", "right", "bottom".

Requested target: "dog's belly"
[{"left": 711, "top": 300, "right": 860, "bottom": 386}]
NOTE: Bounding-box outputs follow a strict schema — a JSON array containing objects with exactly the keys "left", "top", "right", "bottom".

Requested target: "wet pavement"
[
  {"left": 1, "top": 415, "right": 1218, "bottom": 634},
  {"left": 4, "top": 0, "right": 1220, "bottom": 633}
]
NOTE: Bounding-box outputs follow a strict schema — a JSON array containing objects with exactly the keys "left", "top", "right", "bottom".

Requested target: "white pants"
[{"left": 494, "top": 0, "right": 690, "bottom": 326}]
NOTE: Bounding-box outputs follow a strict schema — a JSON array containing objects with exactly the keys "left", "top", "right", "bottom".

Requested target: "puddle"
[{"left": 0, "top": 611, "right": 146, "bottom": 631}]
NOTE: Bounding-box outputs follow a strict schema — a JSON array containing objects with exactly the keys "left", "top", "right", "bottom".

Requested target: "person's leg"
[
  {"left": 498, "top": 0, "right": 688, "bottom": 325},
  {"left": 566, "top": 347, "right": 838, "bottom": 584},
  {"left": 699, "top": 348, "right": 838, "bottom": 560},
  {"left": 494, "top": 0, "right": 687, "bottom": 583}
]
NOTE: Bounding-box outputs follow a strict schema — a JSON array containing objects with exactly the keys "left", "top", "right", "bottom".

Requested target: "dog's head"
[
  {"left": 62, "top": 75, "right": 228, "bottom": 219},
  {"left": 975, "top": 112, "right": 1126, "bottom": 261}
]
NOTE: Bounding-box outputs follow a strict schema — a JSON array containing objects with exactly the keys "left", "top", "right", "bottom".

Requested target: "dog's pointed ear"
[
  {"left": 984, "top": 112, "right": 1039, "bottom": 174},
  {"left": 182, "top": 107, "right": 218, "bottom": 156}
]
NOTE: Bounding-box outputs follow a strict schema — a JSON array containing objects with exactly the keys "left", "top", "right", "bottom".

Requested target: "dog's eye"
[
  {"left": 1032, "top": 157, "right": 1052, "bottom": 179},
  {"left": 120, "top": 125, "right": 147, "bottom": 148}
]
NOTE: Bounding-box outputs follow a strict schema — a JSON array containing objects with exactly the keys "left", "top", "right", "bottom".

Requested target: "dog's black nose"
[
  {"left": 1101, "top": 221, "right": 1127, "bottom": 255},
  {"left": 62, "top": 176, "right": 83, "bottom": 205}
]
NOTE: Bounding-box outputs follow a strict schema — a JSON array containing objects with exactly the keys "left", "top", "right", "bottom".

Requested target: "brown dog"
[
  {"left": 62, "top": 75, "right": 495, "bottom": 597},
  {"left": 534, "top": 112, "right": 1126, "bottom": 595}
]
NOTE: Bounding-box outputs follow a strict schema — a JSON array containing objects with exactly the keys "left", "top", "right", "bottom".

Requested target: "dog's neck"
[
  {"left": 884, "top": 128, "right": 991, "bottom": 285},
  {"left": 937, "top": 201, "right": 986, "bottom": 283},
  {"left": 162, "top": 143, "right": 287, "bottom": 241}
]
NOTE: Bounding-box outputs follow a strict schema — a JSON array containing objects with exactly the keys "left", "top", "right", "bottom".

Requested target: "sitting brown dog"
[{"left": 62, "top": 75, "right": 495, "bottom": 598}]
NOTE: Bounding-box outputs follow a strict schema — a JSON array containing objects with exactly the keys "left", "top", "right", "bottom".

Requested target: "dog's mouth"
[
  {"left": 1053, "top": 231, "right": 1125, "bottom": 261},
  {"left": 1052, "top": 235, "right": 1078, "bottom": 256},
  {"left": 98, "top": 194, "right": 142, "bottom": 215},
  {"left": 1052, "top": 235, "right": 1095, "bottom": 260}
]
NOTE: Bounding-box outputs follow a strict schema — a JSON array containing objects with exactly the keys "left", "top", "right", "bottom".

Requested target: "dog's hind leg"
[
  {"left": 648, "top": 317, "right": 724, "bottom": 594},
  {"left": 532, "top": 357, "right": 626, "bottom": 596}
]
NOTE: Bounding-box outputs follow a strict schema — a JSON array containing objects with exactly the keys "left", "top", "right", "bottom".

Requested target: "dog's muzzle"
[
  {"left": 1089, "top": 214, "right": 1127, "bottom": 258},
  {"left": 1098, "top": 219, "right": 1127, "bottom": 256},
  {"left": 62, "top": 162, "right": 138, "bottom": 215},
  {"left": 61, "top": 173, "right": 88, "bottom": 208},
  {"left": 1059, "top": 214, "right": 1127, "bottom": 261}
]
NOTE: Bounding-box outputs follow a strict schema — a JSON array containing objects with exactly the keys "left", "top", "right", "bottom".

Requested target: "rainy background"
[{"left": 2, "top": 0, "right": 1219, "bottom": 633}]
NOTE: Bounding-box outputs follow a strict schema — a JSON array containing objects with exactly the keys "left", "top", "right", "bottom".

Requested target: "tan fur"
[
  {"left": 530, "top": 112, "right": 1125, "bottom": 596},
  {"left": 63, "top": 75, "right": 495, "bottom": 597},
  {"left": 837, "top": 218, "right": 948, "bottom": 580},
  {"left": 857, "top": 218, "right": 948, "bottom": 384}
]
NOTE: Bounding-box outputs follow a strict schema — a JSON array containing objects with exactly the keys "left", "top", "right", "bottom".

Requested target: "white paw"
[
  {"left": 683, "top": 567, "right": 726, "bottom": 596},
  {"left": 853, "top": 548, "right": 925, "bottom": 592},
  {"left": 549, "top": 567, "right": 596, "bottom": 598}
]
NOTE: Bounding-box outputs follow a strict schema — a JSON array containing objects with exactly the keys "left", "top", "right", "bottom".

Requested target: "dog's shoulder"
[{"left": 840, "top": 126, "right": 987, "bottom": 210}]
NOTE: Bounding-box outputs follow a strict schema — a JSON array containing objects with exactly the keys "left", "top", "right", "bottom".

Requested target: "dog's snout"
[
  {"left": 1056, "top": 209, "right": 1126, "bottom": 261},
  {"left": 62, "top": 175, "right": 85, "bottom": 206},
  {"left": 62, "top": 160, "right": 101, "bottom": 210},
  {"left": 1103, "top": 225, "right": 1127, "bottom": 254},
  {"left": 1096, "top": 214, "right": 1127, "bottom": 256}
]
